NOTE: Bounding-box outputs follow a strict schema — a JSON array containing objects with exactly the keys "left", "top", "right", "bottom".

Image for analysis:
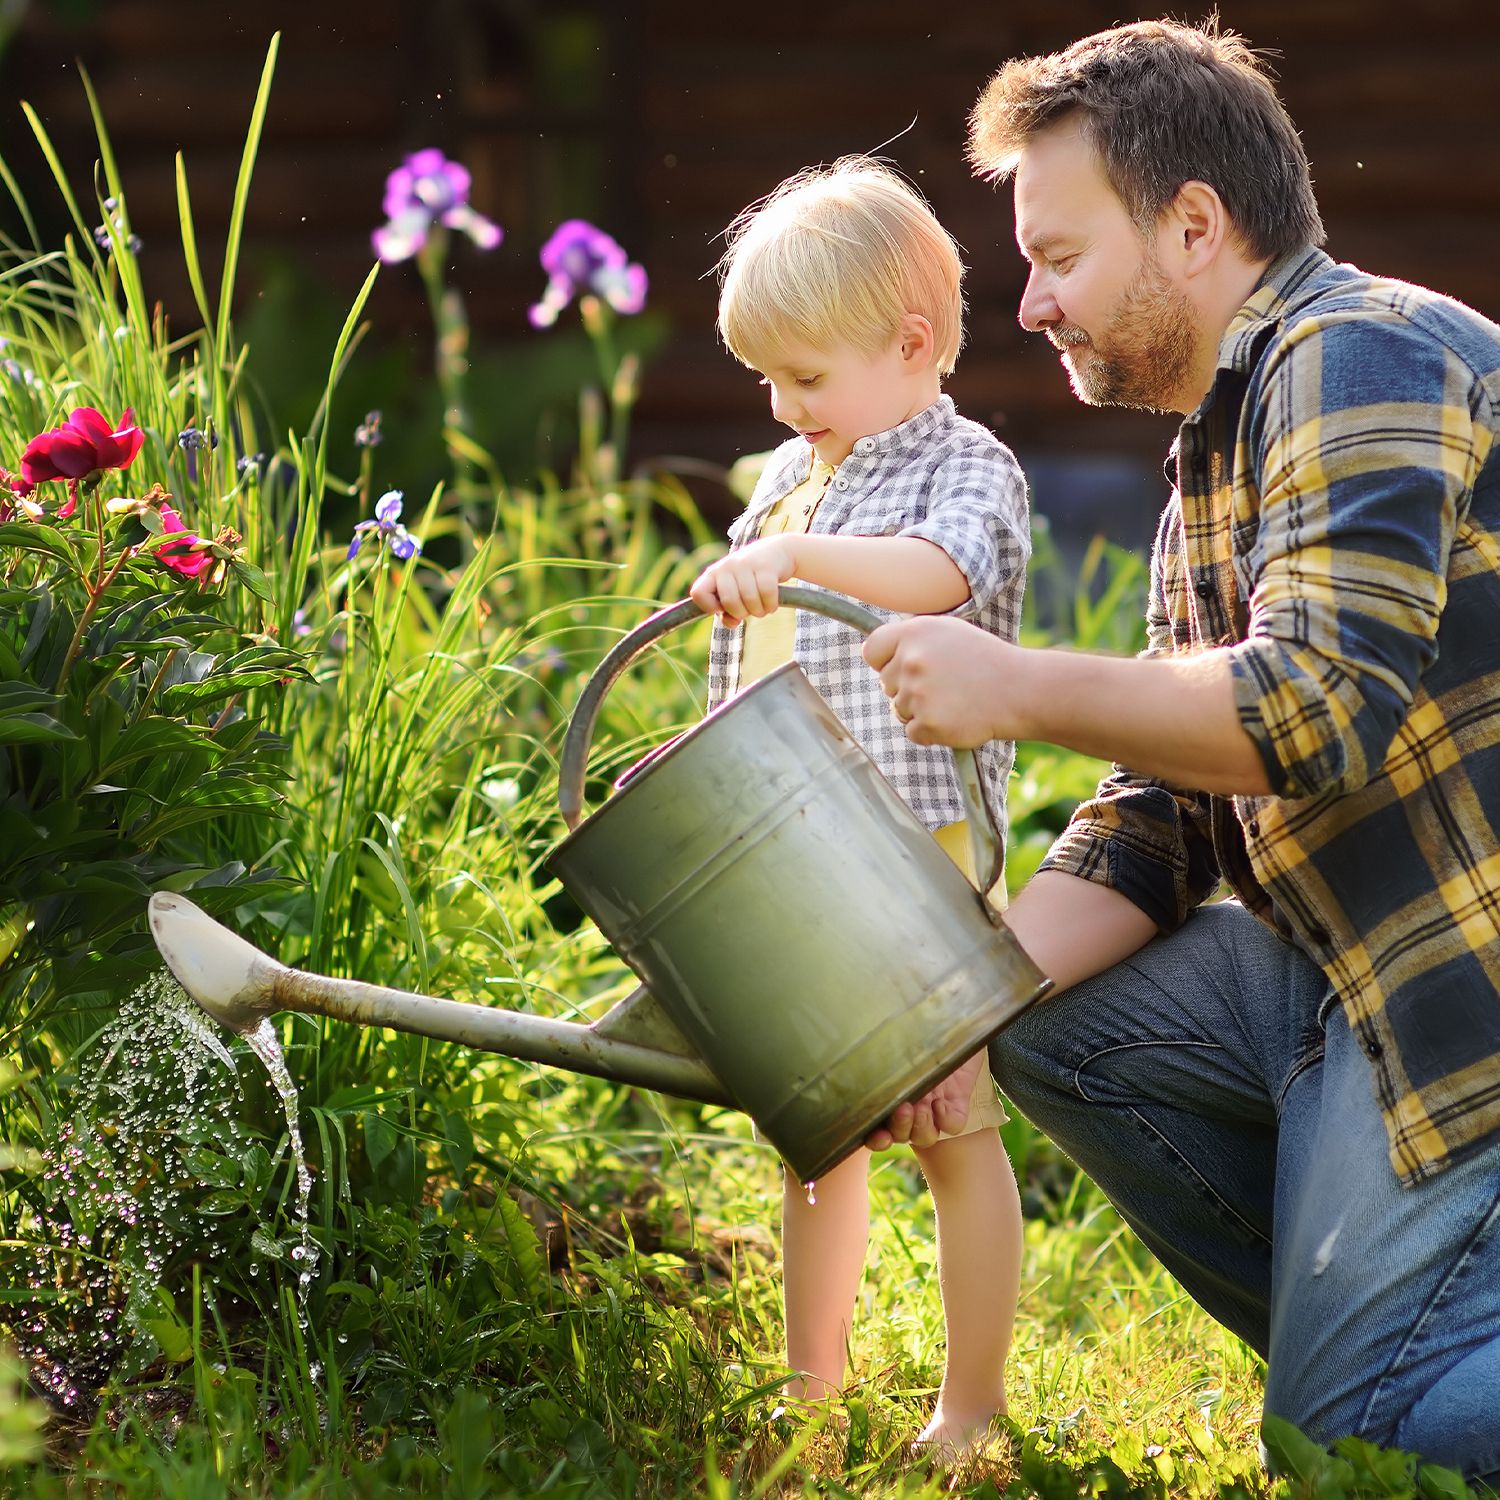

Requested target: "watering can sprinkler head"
[{"left": 148, "top": 892, "right": 282, "bottom": 1032}]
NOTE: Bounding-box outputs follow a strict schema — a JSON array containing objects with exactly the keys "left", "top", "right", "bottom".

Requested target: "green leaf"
[
  {"left": 1261, "top": 1414, "right": 1326, "bottom": 1481},
  {"left": 0, "top": 521, "right": 75, "bottom": 565},
  {"left": 229, "top": 558, "right": 275, "bottom": 602},
  {"left": 196, "top": 1190, "right": 244, "bottom": 1216},
  {"left": 105, "top": 717, "right": 207, "bottom": 770},
  {"left": 0, "top": 682, "right": 59, "bottom": 714},
  {"left": 161, "top": 667, "right": 296, "bottom": 710},
  {"left": 1418, "top": 1462, "right": 1476, "bottom": 1500},
  {"left": 0, "top": 712, "right": 81, "bottom": 746},
  {"left": 493, "top": 1193, "right": 546, "bottom": 1299},
  {"left": 362, "top": 1377, "right": 408, "bottom": 1427},
  {"left": 139, "top": 1288, "right": 193, "bottom": 1363},
  {"left": 363, "top": 1108, "right": 396, "bottom": 1170},
  {"left": 441, "top": 1106, "right": 475, "bottom": 1177}
]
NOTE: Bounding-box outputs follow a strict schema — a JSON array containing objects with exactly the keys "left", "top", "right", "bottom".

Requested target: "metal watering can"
[{"left": 149, "top": 587, "right": 1050, "bottom": 1183}]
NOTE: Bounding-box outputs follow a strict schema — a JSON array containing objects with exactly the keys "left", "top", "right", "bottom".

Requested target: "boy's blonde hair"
[{"left": 717, "top": 155, "right": 966, "bottom": 376}]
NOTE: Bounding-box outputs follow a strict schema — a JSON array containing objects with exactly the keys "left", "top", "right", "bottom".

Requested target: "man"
[{"left": 864, "top": 18, "right": 1500, "bottom": 1479}]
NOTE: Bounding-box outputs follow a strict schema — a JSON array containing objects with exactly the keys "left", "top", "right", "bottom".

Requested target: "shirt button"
[
  {"left": 1194, "top": 575, "right": 1212, "bottom": 599},
  {"left": 855, "top": 437, "right": 874, "bottom": 454},
  {"left": 1247, "top": 819, "right": 1260, "bottom": 837},
  {"left": 834, "top": 477, "right": 849, "bottom": 490},
  {"left": 1362, "top": 1033, "right": 1384, "bottom": 1060}
]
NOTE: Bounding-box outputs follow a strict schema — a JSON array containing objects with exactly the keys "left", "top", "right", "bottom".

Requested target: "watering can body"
[{"left": 547, "top": 656, "right": 1049, "bottom": 1182}]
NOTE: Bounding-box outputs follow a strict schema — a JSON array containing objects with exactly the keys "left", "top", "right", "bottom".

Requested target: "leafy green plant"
[{"left": 0, "top": 438, "right": 304, "bottom": 1032}]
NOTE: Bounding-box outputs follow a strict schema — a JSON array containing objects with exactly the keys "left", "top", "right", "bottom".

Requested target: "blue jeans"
[{"left": 990, "top": 900, "right": 1500, "bottom": 1482}]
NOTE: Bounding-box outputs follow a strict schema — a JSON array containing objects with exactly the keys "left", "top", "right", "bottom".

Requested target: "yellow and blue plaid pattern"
[{"left": 1045, "top": 248, "right": 1500, "bottom": 1185}]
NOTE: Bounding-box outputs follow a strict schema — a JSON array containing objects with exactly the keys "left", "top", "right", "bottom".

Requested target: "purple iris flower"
[
  {"left": 529, "top": 219, "right": 648, "bottom": 328},
  {"left": 348, "top": 489, "right": 421, "bottom": 561},
  {"left": 372, "top": 150, "right": 503, "bottom": 265}
]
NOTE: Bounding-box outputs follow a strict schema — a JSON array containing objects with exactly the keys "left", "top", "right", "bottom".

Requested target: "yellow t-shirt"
[{"left": 738, "top": 459, "right": 836, "bottom": 686}]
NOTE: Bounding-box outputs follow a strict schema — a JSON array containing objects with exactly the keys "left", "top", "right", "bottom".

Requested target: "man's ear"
[
  {"left": 1169, "top": 180, "right": 1230, "bottom": 279},
  {"left": 897, "top": 313, "right": 937, "bottom": 370}
]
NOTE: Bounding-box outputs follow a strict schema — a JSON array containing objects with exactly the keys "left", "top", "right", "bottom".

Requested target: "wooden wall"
[{"left": 3, "top": 0, "right": 1496, "bottom": 548}]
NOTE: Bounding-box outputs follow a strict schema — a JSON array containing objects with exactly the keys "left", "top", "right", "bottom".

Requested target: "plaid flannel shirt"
[
  {"left": 1042, "top": 248, "right": 1500, "bottom": 1185},
  {"left": 707, "top": 395, "right": 1030, "bottom": 840}
]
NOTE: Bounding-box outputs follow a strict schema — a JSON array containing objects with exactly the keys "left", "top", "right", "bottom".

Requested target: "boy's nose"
[{"left": 769, "top": 384, "right": 800, "bottom": 426}]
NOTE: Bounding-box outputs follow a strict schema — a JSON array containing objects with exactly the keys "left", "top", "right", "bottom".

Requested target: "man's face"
[{"left": 1013, "top": 121, "right": 1197, "bottom": 414}]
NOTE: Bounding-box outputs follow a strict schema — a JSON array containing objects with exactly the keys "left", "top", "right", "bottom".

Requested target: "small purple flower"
[
  {"left": 372, "top": 150, "right": 503, "bottom": 265},
  {"left": 529, "top": 220, "right": 648, "bottom": 328},
  {"left": 178, "top": 425, "right": 218, "bottom": 483},
  {"left": 348, "top": 489, "right": 421, "bottom": 562},
  {"left": 354, "top": 410, "right": 383, "bottom": 448},
  {"left": 92, "top": 197, "right": 143, "bottom": 257}
]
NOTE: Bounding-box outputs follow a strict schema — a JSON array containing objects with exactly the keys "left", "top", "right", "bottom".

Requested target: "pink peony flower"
[{"left": 156, "top": 503, "right": 215, "bottom": 579}]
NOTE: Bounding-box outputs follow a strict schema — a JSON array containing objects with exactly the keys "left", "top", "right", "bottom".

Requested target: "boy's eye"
[{"left": 795, "top": 376, "right": 821, "bottom": 389}]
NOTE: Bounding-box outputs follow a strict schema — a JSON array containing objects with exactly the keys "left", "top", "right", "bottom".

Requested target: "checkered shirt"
[
  {"left": 1041, "top": 248, "right": 1500, "bottom": 1185},
  {"left": 707, "top": 395, "right": 1030, "bottom": 840}
]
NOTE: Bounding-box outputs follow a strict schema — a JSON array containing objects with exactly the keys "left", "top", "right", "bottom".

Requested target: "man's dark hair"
[{"left": 968, "top": 17, "right": 1324, "bottom": 261}]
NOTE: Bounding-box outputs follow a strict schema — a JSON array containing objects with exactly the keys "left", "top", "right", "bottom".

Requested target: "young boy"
[{"left": 688, "top": 156, "right": 1031, "bottom": 1454}]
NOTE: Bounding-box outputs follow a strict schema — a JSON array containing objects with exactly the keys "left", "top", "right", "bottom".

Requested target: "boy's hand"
[
  {"left": 690, "top": 536, "right": 799, "bottom": 623},
  {"left": 864, "top": 614, "right": 1011, "bottom": 748},
  {"left": 864, "top": 1049, "right": 985, "bottom": 1150}
]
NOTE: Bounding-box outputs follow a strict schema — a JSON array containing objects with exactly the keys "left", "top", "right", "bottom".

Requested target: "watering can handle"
[{"left": 557, "top": 587, "right": 1006, "bottom": 903}]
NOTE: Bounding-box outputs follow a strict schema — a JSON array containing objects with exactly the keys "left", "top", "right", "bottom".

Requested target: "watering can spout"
[
  {"left": 147, "top": 893, "right": 735, "bottom": 1108},
  {"left": 148, "top": 892, "right": 282, "bottom": 1032}
]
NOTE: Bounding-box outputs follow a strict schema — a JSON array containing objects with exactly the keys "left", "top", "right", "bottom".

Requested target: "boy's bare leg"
[
  {"left": 911, "top": 1128, "right": 1020, "bottom": 1453},
  {"left": 780, "top": 1147, "right": 871, "bottom": 1402}
]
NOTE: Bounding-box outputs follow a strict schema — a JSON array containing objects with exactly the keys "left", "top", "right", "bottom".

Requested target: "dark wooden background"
[{"left": 2, "top": 0, "right": 1496, "bottom": 550}]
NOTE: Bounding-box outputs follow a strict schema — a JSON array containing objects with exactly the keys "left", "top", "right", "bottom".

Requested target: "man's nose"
[{"left": 1018, "top": 268, "right": 1059, "bottom": 333}]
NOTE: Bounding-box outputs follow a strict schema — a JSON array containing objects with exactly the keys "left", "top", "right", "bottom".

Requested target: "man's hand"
[
  {"left": 689, "top": 536, "right": 799, "bottom": 623},
  {"left": 863, "top": 614, "right": 1014, "bottom": 748},
  {"left": 865, "top": 1048, "right": 987, "bottom": 1151}
]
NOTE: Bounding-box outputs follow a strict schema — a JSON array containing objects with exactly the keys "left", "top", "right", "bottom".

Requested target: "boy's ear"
[{"left": 897, "top": 313, "right": 937, "bottom": 371}]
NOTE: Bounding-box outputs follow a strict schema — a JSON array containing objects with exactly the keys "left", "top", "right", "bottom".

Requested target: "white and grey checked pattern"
[{"left": 707, "top": 396, "right": 1030, "bottom": 837}]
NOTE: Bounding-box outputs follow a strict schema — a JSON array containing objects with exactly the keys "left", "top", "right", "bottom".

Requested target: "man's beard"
[{"left": 1050, "top": 254, "right": 1197, "bottom": 413}]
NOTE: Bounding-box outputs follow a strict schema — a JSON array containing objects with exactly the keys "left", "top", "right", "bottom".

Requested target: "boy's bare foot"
[{"left": 912, "top": 1403, "right": 1008, "bottom": 1463}]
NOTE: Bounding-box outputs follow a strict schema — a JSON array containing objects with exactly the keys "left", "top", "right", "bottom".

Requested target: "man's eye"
[{"left": 1052, "top": 255, "right": 1078, "bottom": 274}]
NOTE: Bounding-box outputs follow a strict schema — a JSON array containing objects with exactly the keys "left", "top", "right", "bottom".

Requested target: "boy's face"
[{"left": 749, "top": 333, "right": 929, "bottom": 467}]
